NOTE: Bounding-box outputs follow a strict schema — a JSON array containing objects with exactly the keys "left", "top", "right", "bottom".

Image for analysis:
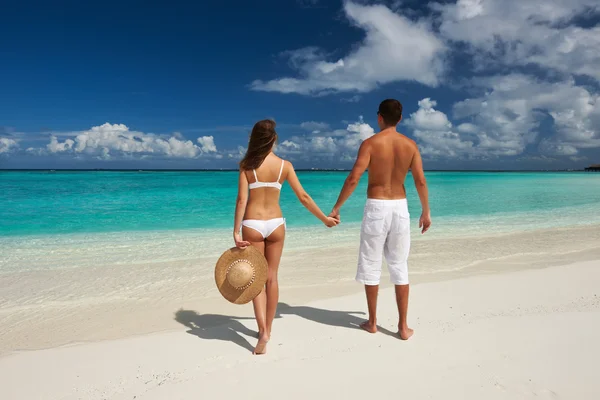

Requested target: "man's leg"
[
  {"left": 356, "top": 201, "right": 386, "bottom": 333},
  {"left": 361, "top": 284, "right": 379, "bottom": 333},
  {"left": 395, "top": 284, "right": 413, "bottom": 340},
  {"left": 386, "top": 201, "right": 413, "bottom": 340}
]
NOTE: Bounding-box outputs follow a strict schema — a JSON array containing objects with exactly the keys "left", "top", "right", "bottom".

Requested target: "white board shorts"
[{"left": 356, "top": 199, "right": 411, "bottom": 286}]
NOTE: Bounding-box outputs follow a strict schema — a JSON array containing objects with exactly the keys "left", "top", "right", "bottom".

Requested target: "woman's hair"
[{"left": 239, "top": 119, "right": 278, "bottom": 170}]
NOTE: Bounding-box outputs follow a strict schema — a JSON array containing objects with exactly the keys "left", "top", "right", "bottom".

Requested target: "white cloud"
[
  {"left": 407, "top": 75, "right": 600, "bottom": 159},
  {"left": 453, "top": 75, "right": 600, "bottom": 156},
  {"left": 431, "top": 1, "right": 600, "bottom": 159},
  {"left": 0, "top": 138, "right": 19, "bottom": 154},
  {"left": 227, "top": 146, "right": 247, "bottom": 160},
  {"left": 437, "top": 0, "right": 600, "bottom": 80},
  {"left": 197, "top": 136, "right": 217, "bottom": 153},
  {"left": 342, "top": 118, "right": 375, "bottom": 150},
  {"left": 309, "top": 136, "right": 338, "bottom": 153},
  {"left": 300, "top": 121, "right": 330, "bottom": 133},
  {"left": 42, "top": 123, "right": 219, "bottom": 159},
  {"left": 538, "top": 142, "right": 579, "bottom": 156},
  {"left": 280, "top": 140, "right": 301, "bottom": 153},
  {"left": 570, "top": 156, "right": 588, "bottom": 162},
  {"left": 47, "top": 136, "right": 74, "bottom": 153},
  {"left": 408, "top": 95, "right": 535, "bottom": 158},
  {"left": 250, "top": 1, "right": 446, "bottom": 95},
  {"left": 406, "top": 98, "right": 453, "bottom": 131},
  {"left": 278, "top": 117, "right": 376, "bottom": 161},
  {"left": 413, "top": 129, "right": 477, "bottom": 158},
  {"left": 407, "top": 99, "right": 477, "bottom": 158},
  {"left": 457, "top": 123, "right": 478, "bottom": 133}
]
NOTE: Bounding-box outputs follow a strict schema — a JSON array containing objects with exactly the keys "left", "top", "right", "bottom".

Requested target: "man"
[{"left": 330, "top": 99, "right": 431, "bottom": 340}]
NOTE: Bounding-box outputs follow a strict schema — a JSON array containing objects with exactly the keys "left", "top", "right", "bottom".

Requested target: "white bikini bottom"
[{"left": 242, "top": 218, "right": 286, "bottom": 238}]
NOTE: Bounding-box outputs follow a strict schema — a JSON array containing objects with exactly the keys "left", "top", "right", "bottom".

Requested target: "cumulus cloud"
[
  {"left": 407, "top": 99, "right": 477, "bottom": 158},
  {"left": 406, "top": 98, "right": 452, "bottom": 131},
  {"left": 0, "top": 138, "right": 19, "bottom": 154},
  {"left": 227, "top": 146, "right": 247, "bottom": 160},
  {"left": 408, "top": 95, "right": 536, "bottom": 158},
  {"left": 250, "top": 1, "right": 446, "bottom": 95},
  {"left": 42, "top": 123, "right": 218, "bottom": 159},
  {"left": 407, "top": 75, "right": 600, "bottom": 159},
  {"left": 280, "top": 140, "right": 301, "bottom": 152},
  {"left": 342, "top": 118, "right": 376, "bottom": 150},
  {"left": 197, "top": 136, "right": 217, "bottom": 153},
  {"left": 47, "top": 136, "right": 74, "bottom": 153},
  {"left": 453, "top": 75, "right": 600, "bottom": 156},
  {"left": 278, "top": 117, "right": 375, "bottom": 161},
  {"left": 437, "top": 0, "right": 600, "bottom": 80},
  {"left": 457, "top": 123, "right": 478, "bottom": 134}
]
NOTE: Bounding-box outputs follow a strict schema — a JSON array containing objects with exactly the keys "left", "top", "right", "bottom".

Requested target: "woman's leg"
[
  {"left": 264, "top": 224, "right": 285, "bottom": 338},
  {"left": 242, "top": 227, "right": 267, "bottom": 340}
]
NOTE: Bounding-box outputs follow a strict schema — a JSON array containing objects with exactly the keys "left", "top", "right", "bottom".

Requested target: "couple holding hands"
[{"left": 221, "top": 99, "right": 431, "bottom": 355}]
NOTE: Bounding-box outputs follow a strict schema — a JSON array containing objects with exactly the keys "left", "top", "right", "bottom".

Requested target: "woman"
[{"left": 233, "top": 119, "right": 339, "bottom": 355}]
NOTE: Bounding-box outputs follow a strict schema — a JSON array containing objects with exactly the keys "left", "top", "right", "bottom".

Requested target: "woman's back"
[
  {"left": 233, "top": 119, "right": 339, "bottom": 355},
  {"left": 243, "top": 154, "right": 286, "bottom": 220}
]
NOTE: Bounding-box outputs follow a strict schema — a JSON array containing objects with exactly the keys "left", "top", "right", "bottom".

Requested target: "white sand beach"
[
  {"left": 0, "top": 226, "right": 600, "bottom": 400},
  {"left": 1, "top": 225, "right": 600, "bottom": 399},
  {"left": 1, "top": 259, "right": 599, "bottom": 399}
]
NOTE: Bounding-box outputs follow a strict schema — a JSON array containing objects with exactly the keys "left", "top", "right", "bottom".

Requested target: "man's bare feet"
[
  {"left": 398, "top": 325, "right": 414, "bottom": 340},
  {"left": 253, "top": 334, "right": 269, "bottom": 355},
  {"left": 360, "top": 321, "right": 377, "bottom": 334}
]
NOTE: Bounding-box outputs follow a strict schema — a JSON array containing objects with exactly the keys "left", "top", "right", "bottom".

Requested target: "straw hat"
[{"left": 214, "top": 246, "right": 268, "bottom": 304}]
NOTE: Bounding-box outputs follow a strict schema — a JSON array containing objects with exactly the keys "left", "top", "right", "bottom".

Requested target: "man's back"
[
  {"left": 365, "top": 130, "right": 417, "bottom": 200},
  {"left": 329, "top": 98, "right": 431, "bottom": 341}
]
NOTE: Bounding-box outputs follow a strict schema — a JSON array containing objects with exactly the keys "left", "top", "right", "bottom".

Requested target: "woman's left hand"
[{"left": 234, "top": 232, "right": 251, "bottom": 249}]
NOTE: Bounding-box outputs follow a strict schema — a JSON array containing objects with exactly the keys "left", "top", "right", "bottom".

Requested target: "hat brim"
[{"left": 215, "top": 246, "right": 268, "bottom": 305}]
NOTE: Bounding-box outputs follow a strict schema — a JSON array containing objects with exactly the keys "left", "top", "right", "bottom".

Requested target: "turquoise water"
[{"left": 1, "top": 171, "right": 600, "bottom": 237}]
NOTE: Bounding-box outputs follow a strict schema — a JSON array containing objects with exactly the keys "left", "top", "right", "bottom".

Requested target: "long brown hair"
[{"left": 240, "top": 119, "right": 278, "bottom": 170}]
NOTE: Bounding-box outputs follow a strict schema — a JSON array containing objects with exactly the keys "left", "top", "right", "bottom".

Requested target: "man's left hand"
[{"left": 329, "top": 208, "right": 341, "bottom": 222}]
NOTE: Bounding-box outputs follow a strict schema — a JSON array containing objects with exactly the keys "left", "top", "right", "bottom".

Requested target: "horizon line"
[{"left": 0, "top": 168, "right": 590, "bottom": 172}]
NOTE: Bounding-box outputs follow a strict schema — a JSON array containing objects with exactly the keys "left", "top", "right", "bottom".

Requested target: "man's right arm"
[
  {"left": 330, "top": 141, "right": 371, "bottom": 218},
  {"left": 410, "top": 145, "right": 431, "bottom": 234}
]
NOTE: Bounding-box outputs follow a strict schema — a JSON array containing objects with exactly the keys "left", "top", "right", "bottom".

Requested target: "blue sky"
[{"left": 1, "top": 0, "right": 599, "bottom": 169}]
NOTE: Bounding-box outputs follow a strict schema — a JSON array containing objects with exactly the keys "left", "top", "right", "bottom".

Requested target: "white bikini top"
[{"left": 249, "top": 160, "right": 285, "bottom": 190}]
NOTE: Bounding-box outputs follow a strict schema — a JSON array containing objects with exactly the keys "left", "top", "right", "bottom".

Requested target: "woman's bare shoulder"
[{"left": 272, "top": 154, "right": 291, "bottom": 168}]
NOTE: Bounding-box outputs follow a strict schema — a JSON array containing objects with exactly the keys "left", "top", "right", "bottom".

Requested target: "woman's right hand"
[
  {"left": 324, "top": 216, "right": 340, "bottom": 228},
  {"left": 234, "top": 232, "right": 251, "bottom": 249}
]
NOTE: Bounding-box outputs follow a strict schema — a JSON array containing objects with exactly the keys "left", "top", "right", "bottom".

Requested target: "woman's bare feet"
[
  {"left": 398, "top": 325, "right": 414, "bottom": 340},
  {"left": 360, "top": 321, "right": 378, "bottom": 333},
  {"left": 253, "top": 334, "right": 269, "bottom": 355}
]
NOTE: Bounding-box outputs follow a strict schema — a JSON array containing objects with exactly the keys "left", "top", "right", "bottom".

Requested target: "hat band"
[{"left": 226, "top": 259, "right": 256, "bottom": 290}]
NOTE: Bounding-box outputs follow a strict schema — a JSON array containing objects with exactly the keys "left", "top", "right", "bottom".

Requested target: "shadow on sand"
[
  {"left": 277, "top": 302, "right": 397, "bottom": 337},
  {"left": 174, "top": 310, "right": 258, "bottom": 352},
  {"left": 175, "top": 303, "right": 397, "bottom": 352}
]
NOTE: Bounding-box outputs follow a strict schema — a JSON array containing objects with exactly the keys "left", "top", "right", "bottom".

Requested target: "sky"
[{"left": 1, "top": 0, "right": 599, "bottom": 170}]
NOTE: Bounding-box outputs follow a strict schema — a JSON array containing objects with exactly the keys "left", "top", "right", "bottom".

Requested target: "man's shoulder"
[
  {"left": 394, "top": 133, "right": 418, "bottom": 151},
  {"left": 360, "top": 135, "right": 375, "bottom": 148},
  {"left": 371, "top": 130, "right": 417, "bottom": 147},
  {"left": 396, "top": 131, "right": 416, "bottom": 144}
]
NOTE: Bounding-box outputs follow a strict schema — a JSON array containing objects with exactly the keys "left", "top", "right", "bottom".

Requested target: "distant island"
[{"left": 585, "top": 164, "right": 600, "bottom": 172}]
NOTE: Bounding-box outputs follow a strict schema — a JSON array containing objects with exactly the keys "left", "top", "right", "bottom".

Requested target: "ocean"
[{"left": 1, "top": 171, "right": 600, "bottom": 272}]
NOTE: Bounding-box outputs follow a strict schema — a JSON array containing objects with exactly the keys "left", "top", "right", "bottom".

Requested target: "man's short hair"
[{"left": 378, "top": 99, "right": 403, "bottom": 126}]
